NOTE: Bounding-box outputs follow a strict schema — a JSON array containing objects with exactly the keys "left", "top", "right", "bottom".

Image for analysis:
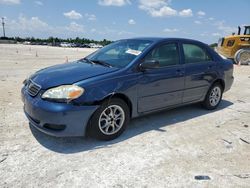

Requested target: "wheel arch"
[
  {"left": 85, "top": 92, "right": 133, "bottom": 138},
  {"left": 99, "top": 93, "right": 133, "bottom": 118},
  {"left": 211, "top": 79, "right": 225, "bottom": 92}
]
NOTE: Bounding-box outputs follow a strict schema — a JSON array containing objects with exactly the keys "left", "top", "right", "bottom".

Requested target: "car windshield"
[
  {"left": 86, "top": 39, "right": 153, "bottom": 68},
  {"left": 245, "top": 27, "right": 250, "bottom": 35}
]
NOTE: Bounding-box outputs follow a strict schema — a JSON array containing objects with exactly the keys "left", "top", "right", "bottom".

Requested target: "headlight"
[{"left": 42, "top": 85, "right": 84, "bottom": 101}]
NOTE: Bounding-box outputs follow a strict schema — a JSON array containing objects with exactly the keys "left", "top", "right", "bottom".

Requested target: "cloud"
[
  {"left": 7, "top": 15, "right": 49, "bottom": 31},
  {"left": 194, "top": 20, "right": 202, "bottom": 24},
  {"left": 212, "top": 33, "right": 221, "bottom": 37},
  {"left": 34, "top": 1, "right": 43, "bottom": 6},
  {"left": 152, "top": 6, "right": 177, "bottom": 17},
  {"left": 139, "top": 0, "right": 177, "bottom": 17},
  {"left": 118, "top": 30, "right": 133, "bottom": 35},
  {"left": 66, "top": 22, "right": 84, "bottom": 32},
  {"left": 98, "top": 0, "right": 131, "bottom": 6},
  {"left": 5, "top": 15, "right": 86, "bottom": 38},
  {"left": 91, "top": 28, "right": 97, "bottom": 32},
  {"left": 4, "top": 15, "right": 52, "bottom": 37},
  {"left": 139, "top": 0, "right": 169, "bottom": 9},
  {"left": 128, "top": 19, "right": 136, "bottom": 25},
  {"left": 94, "top": 26, "right": 134, "bottom": 37},
  {"left": 139, "top": 0, "right": 193, "bottom": 18},
  {"left": 0, "top": 0, "right": 20, "bottom": 5},
  {"left": 214, "top": 21, "right": 236, "bottom": 34},
  {"left": 197, "top": 11, "right": 205, "bottom": 16},
  {"left": 200, "top": 33, "right": 208, "bottom": 37},
  {"left": 163, "top": 28, "right": 179, "bottom": 32},
  {"left": 85, "top": 13, "right": 97, "bottom": 21},
  {"left": 63, "top": 10, "right": 82, "bottom": 20},
  {"left": 208, "top": 17, "right": 214, "bottom": 21},
  {"left": 179, "top": 9, "right": 193, "bottom": 17}
]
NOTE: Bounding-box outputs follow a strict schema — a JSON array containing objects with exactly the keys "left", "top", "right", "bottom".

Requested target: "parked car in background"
[
  {"left": 22, "top": 38, "right": 234, "bottom": 140},
  {"left": 70, "top": 43, "right": 77, "bottom": 48},
  {"left": 59, "top": 42, "right": 71, "bottom": 47},
  {"left": 23, "top": 41, "right": 31, "bottom": 45},
  {"left": 89, "top": 43, "right": 103, "bottom": 48},
  {"left": 81, "top": 44, "right": 91, "bottom": 48}
]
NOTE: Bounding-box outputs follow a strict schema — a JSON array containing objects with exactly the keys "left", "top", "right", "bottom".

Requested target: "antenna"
[{"left": 2, "top": 17, "right": 6, "bottom": 38}]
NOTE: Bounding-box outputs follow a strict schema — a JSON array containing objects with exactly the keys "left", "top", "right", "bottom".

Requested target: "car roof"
[{"left": 125, "top": 37, "right": 207, "bottom": 45}]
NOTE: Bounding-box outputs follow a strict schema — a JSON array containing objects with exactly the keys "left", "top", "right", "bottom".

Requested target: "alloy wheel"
[
  {"left": 98, "top": 105, "right": 125, "bottom": 135},
  {"left": 209, "top": 86, "right": 221, "bottom": 107}
]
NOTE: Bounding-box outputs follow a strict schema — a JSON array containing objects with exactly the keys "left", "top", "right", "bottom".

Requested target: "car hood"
[{"left": 30, "top": 61, "right": 119, "bottom": 89}]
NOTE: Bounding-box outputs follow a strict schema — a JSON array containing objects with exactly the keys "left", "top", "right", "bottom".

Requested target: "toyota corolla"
[{"left": 21, "top": 38, "right": 234, "bottom": 140}]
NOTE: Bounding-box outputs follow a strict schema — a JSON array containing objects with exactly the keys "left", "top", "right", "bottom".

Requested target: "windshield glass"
[
  {"left": 86, "top": 39, "right": 153, "bottom": 68},
  {"left": 245, "top": 27, "right": 250, "bottom": 35}
]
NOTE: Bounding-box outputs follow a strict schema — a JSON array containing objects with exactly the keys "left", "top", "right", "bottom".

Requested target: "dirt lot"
[{"left": 0, "top": 44, "right": 249, "bottom": 187}]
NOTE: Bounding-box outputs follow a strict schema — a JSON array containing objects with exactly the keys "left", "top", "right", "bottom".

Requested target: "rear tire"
[
  {"left": 202, "top": 83, "right": 223, "bottom": 110},
  {"left": 88, "top": 98, "right": 130, "bottom": 141}
]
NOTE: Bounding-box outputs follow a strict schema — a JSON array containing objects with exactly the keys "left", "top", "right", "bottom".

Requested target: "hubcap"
[
  {"left": 98, "top": 105, "right": 125, "bottom": 135},
  {"left": 209, "top": 86, "right": 221, "bottom": 107}
]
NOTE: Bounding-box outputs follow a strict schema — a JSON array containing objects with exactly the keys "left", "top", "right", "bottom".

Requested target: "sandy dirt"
[{"left": 0, "top": 44, "right": 249, "bottom": 187}]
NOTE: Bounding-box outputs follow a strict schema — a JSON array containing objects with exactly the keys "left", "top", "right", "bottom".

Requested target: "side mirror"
[{"left": 139, "top": 60, "right": 160, "bottom": 71}]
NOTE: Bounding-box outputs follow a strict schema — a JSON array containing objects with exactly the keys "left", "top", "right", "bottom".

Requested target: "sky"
[{"left": 0, "top": 0, "right": 249, "bottom": 44}]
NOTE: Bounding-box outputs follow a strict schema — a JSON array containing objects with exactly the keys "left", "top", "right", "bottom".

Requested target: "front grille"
[{"left": 27, "top": 80, "right": 41, "bottom": 97}]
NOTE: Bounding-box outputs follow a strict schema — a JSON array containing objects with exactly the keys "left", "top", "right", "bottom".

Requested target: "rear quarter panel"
[
  {"left": 207, "top": 46, "right": 234, "bottom": 92},
  {"left": 220, "top": 59, "right": 234, "bottom": 92}
]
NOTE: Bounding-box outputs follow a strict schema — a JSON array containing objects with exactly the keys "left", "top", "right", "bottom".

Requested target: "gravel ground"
[{"left": 0, "top": 44, "right": 249, "bottom": 188}]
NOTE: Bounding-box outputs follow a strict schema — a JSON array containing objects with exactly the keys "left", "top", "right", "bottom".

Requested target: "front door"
[{"left": 137, "top": 42, "right": 185, "bottom": 113}]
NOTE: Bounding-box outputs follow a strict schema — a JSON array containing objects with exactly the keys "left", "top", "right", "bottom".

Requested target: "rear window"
[{"left": 183, "top": 43, "right": 211, "bottom": 64}]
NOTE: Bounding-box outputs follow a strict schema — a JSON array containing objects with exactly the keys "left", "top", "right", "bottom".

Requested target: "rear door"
[
  {"left": 137, "top": 42, "right": 185, "bottom": 113},
  {"left": 182, "top": 43, "right": 217, "bottom": 103}
]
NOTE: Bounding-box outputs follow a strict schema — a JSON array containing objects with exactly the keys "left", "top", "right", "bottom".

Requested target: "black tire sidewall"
[
  {"left": 88, "top": 98, "right": 130, "bottom": 140},
  {"left": 203, "top": 84, "right": 223, "bottom": 110}
]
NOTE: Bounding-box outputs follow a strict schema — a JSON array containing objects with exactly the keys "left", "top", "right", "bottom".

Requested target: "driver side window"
[{"left": 144, "top": 43, "right": 179, "bottom": 67}]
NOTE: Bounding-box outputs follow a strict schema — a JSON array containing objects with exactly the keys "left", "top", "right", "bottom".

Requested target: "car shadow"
[{"left": 30, "top": 100, "right": 233, "bottom": 154}]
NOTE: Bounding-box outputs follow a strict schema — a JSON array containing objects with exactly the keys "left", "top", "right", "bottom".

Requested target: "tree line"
[{"left": 0, "top": 36, "right": 112, "bottom": 46}]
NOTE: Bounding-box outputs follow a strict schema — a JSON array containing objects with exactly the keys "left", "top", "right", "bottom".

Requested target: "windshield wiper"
[
  {"left": 91, "top": 60, "right": 113, "bottom": 68},
  {"left": 81, "top": 57, "right": 95, "bottom": 65},
  {"left": 80, "top": 58, "right": 113, "bottom": 68}
]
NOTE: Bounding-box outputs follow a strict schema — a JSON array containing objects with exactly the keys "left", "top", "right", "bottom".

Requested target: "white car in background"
[
  {"left": 60, "top": 42, "right": 71, "bottom": 47},
  {"left": 89, "top": 43, "right": 103, "bottom": 48}
]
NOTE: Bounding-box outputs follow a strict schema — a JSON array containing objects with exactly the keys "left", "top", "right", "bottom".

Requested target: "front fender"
[{"left": 74, "top": 72, "right": 140, "bottom": 118}]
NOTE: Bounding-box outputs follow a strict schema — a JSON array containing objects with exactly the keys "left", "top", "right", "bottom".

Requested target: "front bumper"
[{"left": 21, "top": 87, "right": 99, "bottom": 137}]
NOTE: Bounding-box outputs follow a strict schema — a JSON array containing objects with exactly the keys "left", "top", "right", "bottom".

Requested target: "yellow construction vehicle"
[{"left": 217, "top": 25, "right": 250, "bottom": 64}]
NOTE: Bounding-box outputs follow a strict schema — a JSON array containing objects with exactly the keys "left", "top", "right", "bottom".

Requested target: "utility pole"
[{"left": 2, "top": 17, "right": 6, "bottom": 38}]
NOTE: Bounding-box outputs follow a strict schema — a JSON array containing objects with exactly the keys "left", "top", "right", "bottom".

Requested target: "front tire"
[
  {"left": 234, "top": 49, "right": 250, "bottom": 65},
  {"left": 202, "top": 83, "right": 223, "bottom": 110},
  {"left": 88, "top": 98, "right": 130, "bottom": 140}
]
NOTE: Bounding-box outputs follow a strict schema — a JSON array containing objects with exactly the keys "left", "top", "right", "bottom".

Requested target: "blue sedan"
[{"left": 21, "top": 38, "right": 234, "bottom": 140}]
